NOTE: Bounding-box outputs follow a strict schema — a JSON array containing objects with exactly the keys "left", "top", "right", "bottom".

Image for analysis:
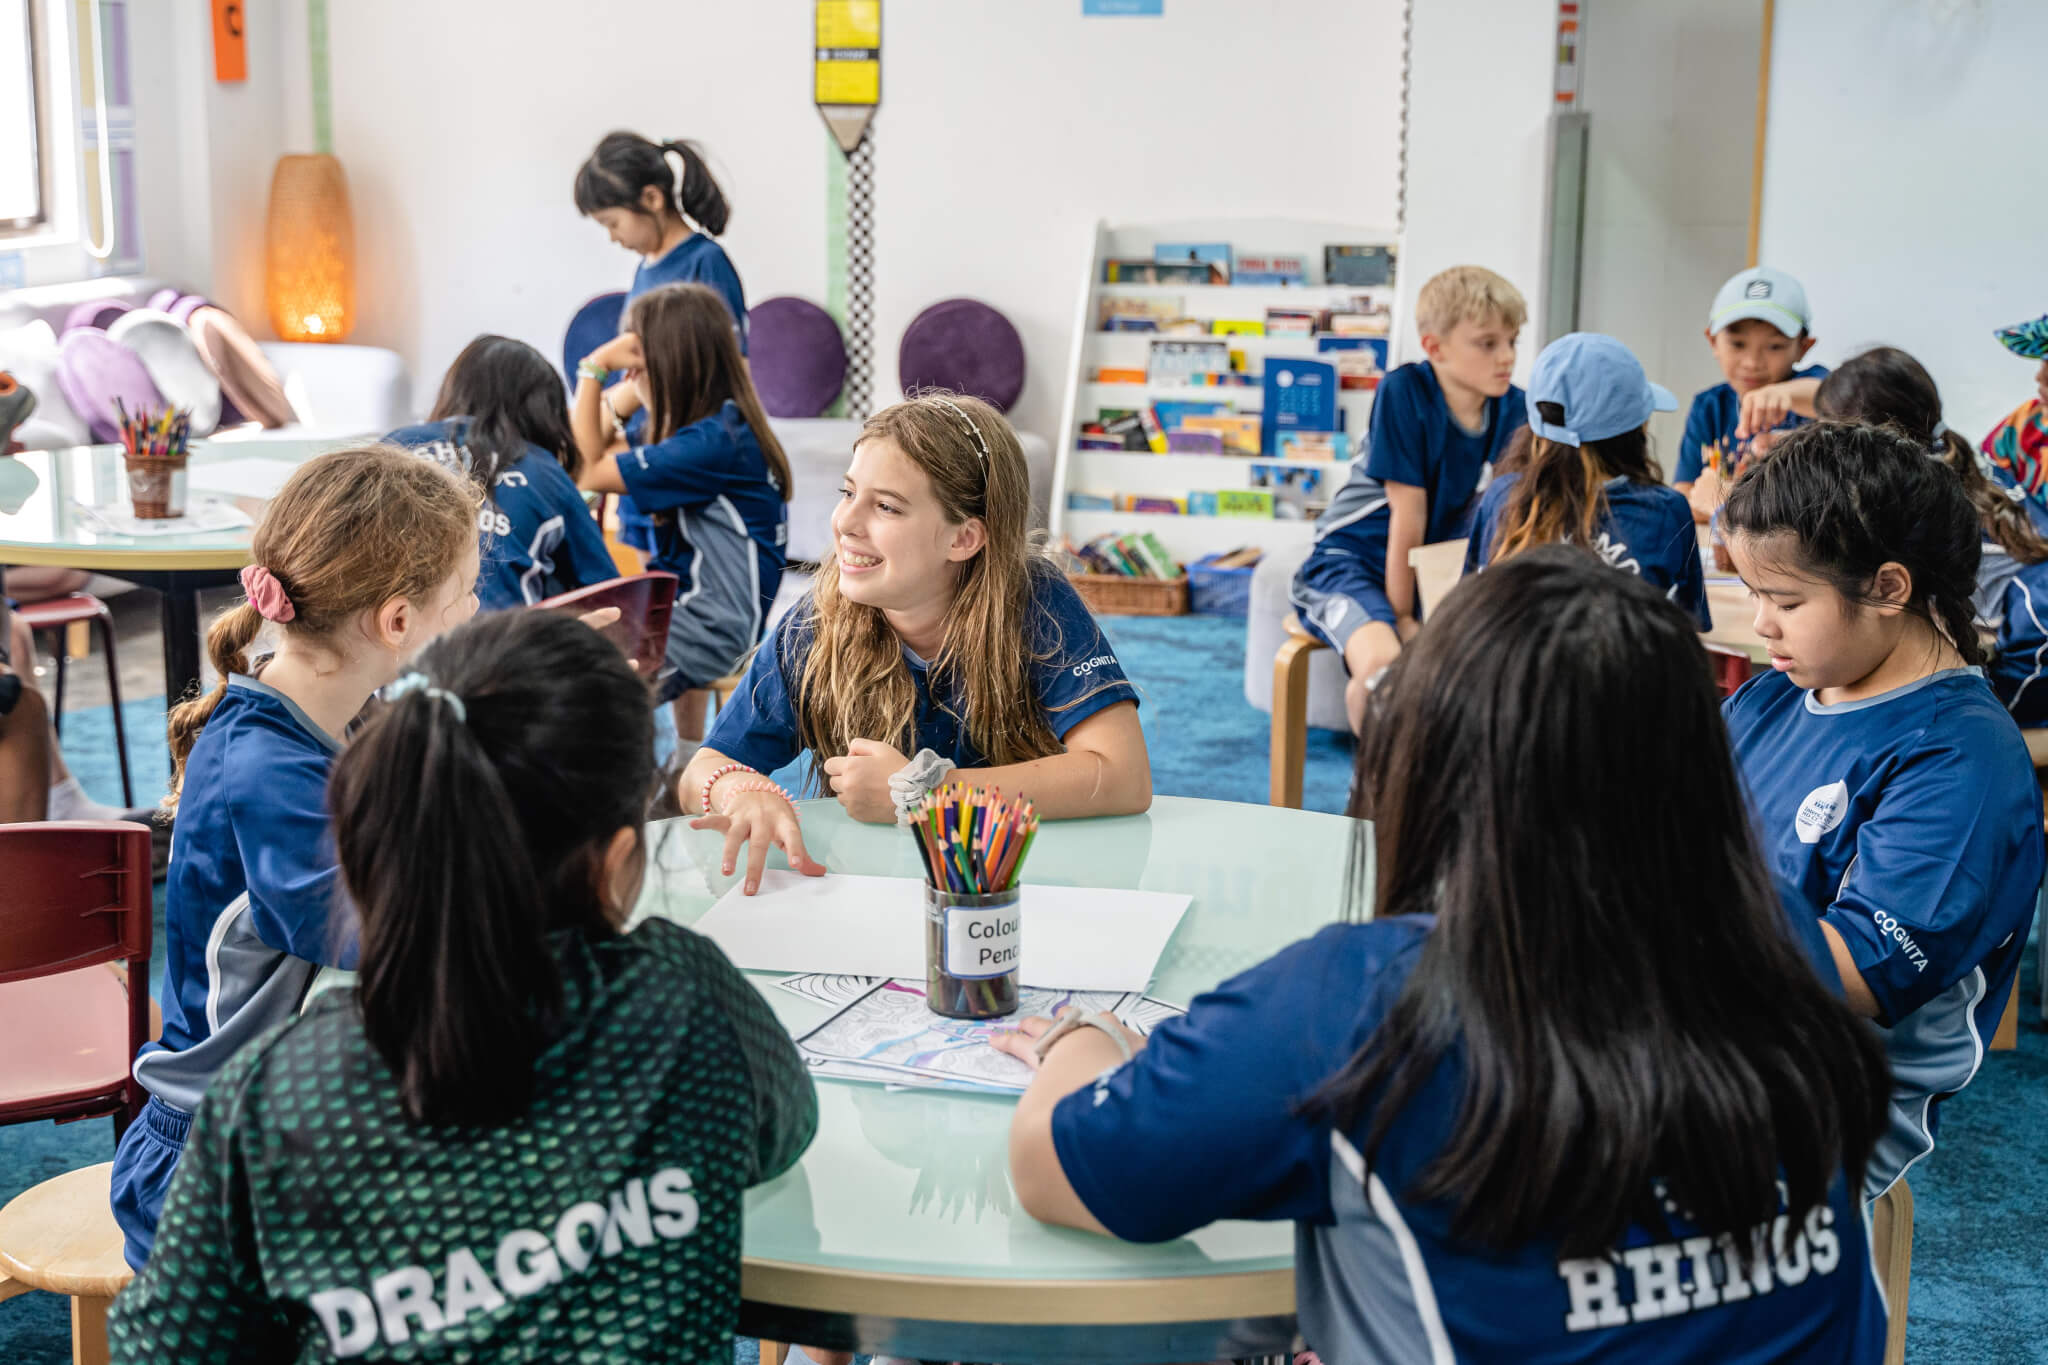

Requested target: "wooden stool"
[
  {"left": 1871, "top": 1179, "right": 1913, "bottom": 1365},
  {"left": 0, "top": 1162, "right": 132, "bottom": 1365},
  {"left": 709, "top": 671, "right": 742, "bottom": 716},
  {"left": 1269, "top": 614, "right": 1326, "bottom": 810}
]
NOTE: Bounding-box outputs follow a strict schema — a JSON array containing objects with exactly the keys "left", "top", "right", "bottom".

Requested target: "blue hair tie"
[{"left": 388, "top": 672, "right": 467, "bottom": 723}]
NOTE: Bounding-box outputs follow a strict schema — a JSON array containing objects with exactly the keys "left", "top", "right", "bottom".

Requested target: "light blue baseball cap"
[
  {"left": 1709, "top": 266, "right": 1811, "bottom": 338},
  {"left": 1526, "top": 332, "right": 1677, "bottom": 447}
]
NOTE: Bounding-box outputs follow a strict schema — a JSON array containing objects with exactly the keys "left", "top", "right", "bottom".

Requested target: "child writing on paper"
[
  {"left": 110, "top": 610, "right": 817, "bottom": 1362},
  {"left": 575, "top": 132, "right": 748, "bottom": 555},
  {"left": 109, "top": 447, "right": 482, "bottom": 1269},
  {"left": 1674, "top": 267, "right": 1827, "bottom": 522},
  {"left": 1465, "top": 332, "right": 1707, "bottom": 629},
  {"left": 680, "top": 393, "right": 1151, "bottom": 895},
  {"left": 1721, "top": 421, "right": 2043, "bottom": 1198},
  {"left": 997, "top": 547, "right": 1891, "bottom": 1363},
  {"left": 573, "top": 283, "right": 791, "bottom": 744},
  {"left": 1292, "top": 266, "right": 1527, "bottom": 733},
  {"left": 387, "top": 335, "right": 619, "bottom": 610}
]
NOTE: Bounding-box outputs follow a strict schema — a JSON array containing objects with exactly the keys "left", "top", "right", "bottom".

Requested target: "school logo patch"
[
  {"left": 1745, "top": 279, "right": 1773, "bottom": 299},
  {"left": 1795, "top": 780, "right": 1849, "bottom": 844}
]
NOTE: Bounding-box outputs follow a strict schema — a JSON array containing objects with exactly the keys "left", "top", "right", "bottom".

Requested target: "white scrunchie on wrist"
[{"left": 889, "top": 748, "right": 956, "bottom": 826}]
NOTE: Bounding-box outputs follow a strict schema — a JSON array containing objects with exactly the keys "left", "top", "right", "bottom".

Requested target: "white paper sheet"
[
  {"left": 694, "top": 871, "right": 1191, "bottom": 992},
  {"left": 72, "top": 496, "right": 253, "bottom": 537},
  {"left": 186, "top": 457, "right": 297, "bottom": 501}
]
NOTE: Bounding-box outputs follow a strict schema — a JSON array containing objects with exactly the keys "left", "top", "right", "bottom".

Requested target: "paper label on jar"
[{"left": 944, "top": 903, "right": 1020, "bottom": 980}]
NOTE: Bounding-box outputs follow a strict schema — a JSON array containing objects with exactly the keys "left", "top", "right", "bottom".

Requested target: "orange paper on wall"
[{"left": 213, "top": 0, "right": 247, "bottom": 83}]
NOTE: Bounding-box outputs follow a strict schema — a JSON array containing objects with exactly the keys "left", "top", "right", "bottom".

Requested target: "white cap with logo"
[{"left": 1708, "top": 267, "right": 1811, "bottom": 339}]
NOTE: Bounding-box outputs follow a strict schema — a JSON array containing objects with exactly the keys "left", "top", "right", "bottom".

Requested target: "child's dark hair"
[
  {"left": 1816, "top": 345, "right": 2048, "bottom": 566},
  {"left": 573, "top": 131, "right": 729, "bottom": 236},
  {"left": 429, "top": 334, "right": 582, "bottom": 495},
  {"left": 1723, "top": 419, "right": 1985, "bottom": 666},
  {"left": 1316, "top": 546, "right": 1888, "bottom": 1259},
  {"left": 330, "top": 609, "right": 655, "bottom": 1128},
  {"left": 166, "top": 447, "right": 477, "bottom": 809},
  {"left": 1489, "top": 404, "right": 1661, "bottom": 560},
  {"left": 627, "top": 282, "right": 792, "bottom": 502}
]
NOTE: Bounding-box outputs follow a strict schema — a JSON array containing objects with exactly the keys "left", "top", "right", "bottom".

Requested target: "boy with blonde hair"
[{"left": 1292, "top": 265, "right": 1527, "bottom": 732}]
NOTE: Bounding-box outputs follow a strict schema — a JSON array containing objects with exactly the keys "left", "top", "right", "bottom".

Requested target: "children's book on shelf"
[
  {"left": 1187, "top": 490, "right": 1218, "bottom": 516},
  {"left": 1092, "top": 411, "right": 1149, "bottom": 450},
  {"left": 1112, "top": 493, "right": 1188, "bottom": 516},
  {"left": 1250, "top": 462, "right": 1328, "bottom": 520},
  {"left": 1266, "top": 307, "right": 1321, "bottom": 337},
  {"left": 1150, "top": 399, "right": 1229, "bottom": 434},
  {"left": 1276, "top": 430, "right": 1352, "bottom": 461},
  {"left": 1066, "top": 490, "right": 1116, "bottom": 512},
  {"left": 1103, "top": 259, "right": 1216, "bottom": 285},
  {"left": 1235, "top": 253, "right": 1308, "bottom": 286},
  {"left": 1153, "top": 242, "right": 1232, "bottom": 283},
  {"left": 1166, "top": 431, "right": 1225, "bottom": 455},
  {"left": 1182, "top": 413, "right": 1262, "bottom": 455},
  {"left": 1319, "top": 335, "right": 1389, "bottom": 389},
  {"left": 1210, "top": 319, "right": 1265, "bottom": 337},
  {"left": 1096, "top": 366, "right": 1149, "bottom": 385},
  {"left": 1325, "top": 244, "right": 1397, "bottom": 288},
  {"left": 1067, "top": 532, "right": 1184, "bottom": 580},
  {"left": 1148, "top": 338, "right": 1232, "bottom": 383},
  {"left": 1326, "top": 302, "right": 1393, "bottom": 338},
  {"left": 1261, "top": 358, "right": 1340, "bottom": 455},
  {"left": 1099, "top": 296, "right": 1183, "bottom": 331},
  {"left": 1216, "top": 489, "right": 1276, "bottom": 518}
]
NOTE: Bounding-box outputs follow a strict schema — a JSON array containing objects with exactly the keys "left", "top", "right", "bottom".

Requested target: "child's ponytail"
[
  {"left": 1490, "top": 404, "right": 1660, "bottom": 562},
  {"left": 573, "top": 132, "right": 730, "bottom": 236},
  {"left": 329, "top": 609, "right": 655, "bottom": 1129},
  {"left": 659, "top": 139, "right": 729, "bottom": 236},
  {"left": 164, "top": 602, "right": 265, "bottom": 810}
]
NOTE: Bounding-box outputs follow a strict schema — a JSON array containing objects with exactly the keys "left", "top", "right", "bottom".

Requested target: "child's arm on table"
[
  {"left": 1736, "top": 377, "right": 1821, "bottom": 440},
  {"left": 679, "top": 744, "right": 828, "bottom": 896},
  {"left": 823, "top": 701, "right": 1152, "bottom": 824},
  {"left": 1381, "top": 482, "right": 1426, "bottom": 639}
]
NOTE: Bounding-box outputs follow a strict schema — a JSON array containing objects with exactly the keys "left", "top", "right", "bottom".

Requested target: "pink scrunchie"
[{"left": 239, "top": 564, "right": 296, "bottom": 623}]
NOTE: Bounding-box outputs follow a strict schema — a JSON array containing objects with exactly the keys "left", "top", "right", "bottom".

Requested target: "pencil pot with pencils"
[
  {"left": 909, "top": 782, "right": 1038, "bottom": 1020},
  {"left": 118, "top": 404, "right": 192, "bottom": 518}
]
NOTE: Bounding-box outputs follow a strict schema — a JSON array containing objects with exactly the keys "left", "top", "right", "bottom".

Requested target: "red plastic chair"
[
  {"left": 534, "top": 572, "right": 680, "bottom": 681},
  {"left": 0, "top": 822, "right": 153, "bottom": 1140},
  {"left": 1705, "top": 641, "right": 1756, "bottom": 699},
  {"left": 16, "top": 593, "right": 132, "bottom": 805}
]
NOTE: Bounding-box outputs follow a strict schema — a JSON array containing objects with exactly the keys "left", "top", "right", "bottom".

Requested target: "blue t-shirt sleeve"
[
  {"left": 227, "top": 747, "right": 352, "bottom": 969},
  {"left": 1665, "top": 499, "right": 1710, "bottom": 630},
  {"left": 614, "top": 413, "right": 741, "bottom": 514},
  {"left": 1050, "top": 928, "right": 1365, "bottom": 1242},
  {"left": 1824, "top": 724, "right": 2044, "bottom": 1023},
  {"left": 546, "top": 466, "right": 621, "bottom": 593},
  {"left": 697, "top": 250, "right": 749, "bottom": 354},
  {"left": 1028, "top": 574, "right": 1139, "bottom": 741},
  {"left": 1363, "top": 367, "right": 1432, "bottom": 489},
  {"left": 1676, "top": 392, "right": 1718, "bottom": 485},
  {"left": 1989, "top": 576, "right": 2048, "bottom": 716},
  {"left": 702, "top": 613, "right": 806, "bottom": 775},
  {"left": 1466, "top": 476, "right": 1513, "bottom": 571}
]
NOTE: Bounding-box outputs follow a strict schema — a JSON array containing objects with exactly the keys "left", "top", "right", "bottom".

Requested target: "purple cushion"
[
  {"left": 54, "top": 328, "right": 166, "bottom": 443},
  {"left": 897, "top": 298, "right": 1026, "bottom": 414},
  {"left": 62, "top": 299, "right": 134, "bottom": 334},
  {"left": 748, "top": 297, "right": 846, "bottom": 419},
  {"left": 146, "top": 288, "right": 181, "bottom": 314},
  {"left": 169, "top": 294, "right": 211, "bottom": 324}
]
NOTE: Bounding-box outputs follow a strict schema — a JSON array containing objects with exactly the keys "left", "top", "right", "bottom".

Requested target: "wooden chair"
[
  {"left": 0, "top": 1162, "right": 132, "bottom": 1365},
  {"left": 0, "top": 823, "right": 154, "bottom": 1139},
  {"left": 1267, "top": 540, "right": 1468, "bottom": 810},
  {"left": 534, "top": 572, "right": 680, "bottom": 682},
  {"left": 1871, "top": 1179, "right": 1913, "bottom": 1365}
]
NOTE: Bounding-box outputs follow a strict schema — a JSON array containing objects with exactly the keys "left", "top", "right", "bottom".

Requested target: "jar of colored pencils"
[
  {"left": 909, "top": 782, "right": 1038, "bottom": 1020},
  {"left": 116, "top": 401, "right": 192, "bottom": 519}
]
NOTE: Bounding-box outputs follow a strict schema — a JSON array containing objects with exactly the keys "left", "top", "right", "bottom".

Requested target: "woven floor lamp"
[{"left": 264, "top": 153, "right": 355, "bottom": 342}]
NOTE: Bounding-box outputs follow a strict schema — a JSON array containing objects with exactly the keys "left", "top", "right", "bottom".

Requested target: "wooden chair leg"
[
  {"left": 71, "top": 1293, "right": 112, "bottom": 1365},
  {"left": 1269, "top": 636, "right": 1317, "bottom": 809},
  {"left": 1991, "top": 974, "right": 2020, "bottom": 1051},
  {"left": 64, "top": 620, "right": 90, "bottom": 661},
  {"left": 757, "top": 1342, "right": 790, "bottom": 1365},
  {"left": 0, "top": 1269, "right": 30, "bottom": 1303},
  {"left": 1871, "top": 1180, "right": 1913, "bottom": 1365}
]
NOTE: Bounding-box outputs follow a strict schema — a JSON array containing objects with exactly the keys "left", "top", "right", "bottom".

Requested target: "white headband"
[{"left": 928, "top": 397, "right": 990, "bottom": 463}]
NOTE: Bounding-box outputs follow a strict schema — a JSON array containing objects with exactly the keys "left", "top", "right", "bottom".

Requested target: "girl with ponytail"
[
  {"left": 574, "top": 131, "right": 748, "bottom": 554},
  {"left": 1721, "top": 420, "right": 2044, "bottom": 1199},
  {"left": 111, "top": 610, "right": 817, "bottom": 1359},
  {"left": 110, "top": 445, "right": 481, "bottom": 1271}
]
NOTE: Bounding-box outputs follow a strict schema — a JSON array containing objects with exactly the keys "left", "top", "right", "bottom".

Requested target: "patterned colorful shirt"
[
  {"left": 108, "top": 920, "right": 817, "bottom": 1363},
  {"left": 1981, "top": 397, "right": 2048, "bottom": 505}
]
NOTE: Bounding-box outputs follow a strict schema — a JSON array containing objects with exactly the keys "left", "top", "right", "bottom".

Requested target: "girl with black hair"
[
  {"left": 109, "top": 609, "right": 818, "bottom": 1362},
  {"left": 387, "top": 335, "right": 619, "bottom": 610},
  {"left": 999, "top": 546, "right": 1890, "bottom": 1363},
  {"left": 1721, "top": 421, "right": 2043, "bottom": 1198},
  {"left": 575, "top": 131, "right": 748, "bottom": 554}
]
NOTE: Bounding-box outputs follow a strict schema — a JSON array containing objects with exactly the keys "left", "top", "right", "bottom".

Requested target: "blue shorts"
[
  {"left": 1291, "top": 518, "right": 1397, "bottom": 659},
  {"left": 109, "top": 1095, "right": 191, "bottom": 1271}
]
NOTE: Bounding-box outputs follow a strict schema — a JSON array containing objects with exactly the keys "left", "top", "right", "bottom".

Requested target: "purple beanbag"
[
  {"left": 897, "top": 298, "right": 1026, "bottom": 414},
  {"left": 62, "top": 299, "right": 135, "bottom": 334},
  {"left": 748, "top": 297, "right": 846, "bottom": 418},
  {"left": 169, "top": 294, "right": 211, "bottom": 324},
  {"left": 146, "top": 288, "right": 182, "bottom": 314},
  {"left": 54, "top": 328, "right": 166, "bottom": 442}
]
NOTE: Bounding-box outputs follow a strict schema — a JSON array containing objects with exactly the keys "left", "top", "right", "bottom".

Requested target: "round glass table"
[
  {"left": 0, "top": 441, "right": 344, "bottom": 702},
  {"left": 630, "top": 794, "right": 1362, "bottom": 1364}
]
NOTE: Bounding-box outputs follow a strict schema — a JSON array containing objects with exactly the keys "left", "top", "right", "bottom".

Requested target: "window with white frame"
[{"left": 0, "top": 0, "right": 47, "bottom": 234}]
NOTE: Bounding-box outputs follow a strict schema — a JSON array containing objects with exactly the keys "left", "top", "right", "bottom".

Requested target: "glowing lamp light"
[{"left": 264, "top": 154, "right": 355, "bottom": 343}]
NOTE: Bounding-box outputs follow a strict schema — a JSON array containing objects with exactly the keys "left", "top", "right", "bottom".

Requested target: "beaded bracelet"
[
  {"left": 698, "top": 762, "right": 757, "bottom": 816},
  {"left": 718, "top": 779, "right": 795, "bottom": 817},
  {"left": 576, "top": 358, "right": 610, "bottom": 383}
]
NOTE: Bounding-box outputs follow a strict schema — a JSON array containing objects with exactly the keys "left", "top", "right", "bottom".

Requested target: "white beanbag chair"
[{"left": 108, "top": 308, "right": 223, "bottom": 435}]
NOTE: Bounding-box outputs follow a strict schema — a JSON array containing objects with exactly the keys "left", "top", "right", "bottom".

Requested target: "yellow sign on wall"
[{"left": 816, "top": 0, "right": 880, "bottom": 151}]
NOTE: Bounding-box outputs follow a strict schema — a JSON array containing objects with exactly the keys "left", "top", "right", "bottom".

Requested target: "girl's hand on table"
[
  {"left": 689, "top": 790, "right": 826, "bottom": 895},
  {"left": 823, "top": 737, "right": 908, "bottom": 824}
]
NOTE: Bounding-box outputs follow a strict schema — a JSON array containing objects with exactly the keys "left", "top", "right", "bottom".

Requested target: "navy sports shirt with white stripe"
[
  {"left": 1724, "top": 666, "right": 2044, "bottom": 1197},
  {"left": 1989, "top": 559, "right": 2048, "bottom": 724},
  {"left": 1052, "top": 915, "right": 1887, "bottom": 1363}
]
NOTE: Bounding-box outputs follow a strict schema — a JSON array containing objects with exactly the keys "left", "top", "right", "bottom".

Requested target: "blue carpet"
[{"left": 3, "top": 622, "right": 2043, "bottom": 1361}]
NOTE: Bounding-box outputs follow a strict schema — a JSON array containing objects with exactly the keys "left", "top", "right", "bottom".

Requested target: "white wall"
[
  {"left": 1759, "top": 0, "right": 2042, "bottom": 444},
  {"left": 1576, "top": 1, "right": 1762, "bottom": 461}
]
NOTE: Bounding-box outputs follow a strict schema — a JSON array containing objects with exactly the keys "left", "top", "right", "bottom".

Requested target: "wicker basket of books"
[{"left": 1063, "top": 532, "right": 1188, "bottom": 616}]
